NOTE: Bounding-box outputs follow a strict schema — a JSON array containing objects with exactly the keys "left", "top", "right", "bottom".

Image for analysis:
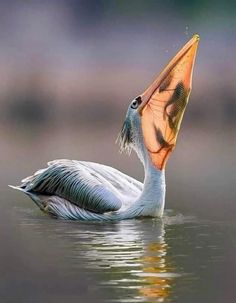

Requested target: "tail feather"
[
  {"left": 9, "top": 185, "right": 47, "bottom": 211},
  {"left": 8, "top": 185, "right": 26, "bottom": 192}
]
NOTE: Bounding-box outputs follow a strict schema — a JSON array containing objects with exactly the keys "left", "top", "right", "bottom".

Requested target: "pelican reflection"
[
  {"left": 19, "top": 213, "right": 179, "bottom": 302},
  {"left": 74, "top": 220, "right": 179, "bottom": 302}
]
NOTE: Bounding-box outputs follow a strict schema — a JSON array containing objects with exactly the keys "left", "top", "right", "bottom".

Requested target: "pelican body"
[{"left": 11, "top": 35, "right": 199, "bottom": 221}]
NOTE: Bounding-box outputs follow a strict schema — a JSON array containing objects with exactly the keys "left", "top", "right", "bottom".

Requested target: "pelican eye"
[{"left": 131, "top": 96, "right": 142, "bottom": 109}]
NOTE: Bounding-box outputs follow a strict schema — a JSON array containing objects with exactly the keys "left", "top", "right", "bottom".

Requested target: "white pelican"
[{"left": 10, "top": 35, "right": 199, "bottom": 221}]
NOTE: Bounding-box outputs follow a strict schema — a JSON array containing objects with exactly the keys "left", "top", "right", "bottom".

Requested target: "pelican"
[{"left": 10, "top": 35, "right": 199, "bottom": 221}]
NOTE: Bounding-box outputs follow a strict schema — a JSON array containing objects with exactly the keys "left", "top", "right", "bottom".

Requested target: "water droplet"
[{"left": 185, "top": 26, "right": 189, "bottom": 36}]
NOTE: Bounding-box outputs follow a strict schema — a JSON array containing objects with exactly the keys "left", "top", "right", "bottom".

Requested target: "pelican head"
[{"left": 119, "top": 34, "right": 199, "bottom": 170}]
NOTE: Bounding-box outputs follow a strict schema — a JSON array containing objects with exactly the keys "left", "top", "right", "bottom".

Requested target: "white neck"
[
  {"left": 133, "top": 160, "right": 166, "bottom": 217},
  {"left": 125, "top": 121, "right": 166, "bottom": 218}
]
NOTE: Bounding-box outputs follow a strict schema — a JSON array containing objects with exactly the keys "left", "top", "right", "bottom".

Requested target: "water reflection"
[
  {"left": 77, "top": 220, "right": 178, "bottom": 302},
  {"left": 13, "top": 203, "right": 236, "bottom": 303},
  {"left": 138, "top": 241, "right": 178, "bottom": 301},
  {"left": 18, "top": 209, "right": 179, "bottom": 303}
]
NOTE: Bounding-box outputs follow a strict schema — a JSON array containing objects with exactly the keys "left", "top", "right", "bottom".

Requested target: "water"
[
  {"left": 2, "top": 193, "right": 236, "bottom": 303},
  {"left": 1, "top": 127, "right": 236, "bottom": 302}
]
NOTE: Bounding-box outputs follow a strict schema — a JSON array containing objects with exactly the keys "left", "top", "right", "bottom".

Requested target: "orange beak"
[{"left": 139, "top": 34, "right": 200, "bottom": 170}]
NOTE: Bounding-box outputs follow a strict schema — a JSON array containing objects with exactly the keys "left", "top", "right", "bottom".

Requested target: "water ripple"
[{"left": 15, "top": 206, "right": 229, "bottom": 303}]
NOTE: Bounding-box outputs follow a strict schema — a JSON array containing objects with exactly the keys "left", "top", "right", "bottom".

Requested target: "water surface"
[{"left": 2, "top": 194, "right": 235, "bottom": 303}]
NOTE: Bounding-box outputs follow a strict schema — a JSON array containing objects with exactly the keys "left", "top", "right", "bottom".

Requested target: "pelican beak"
[
  {"left": 138, "top": 34, "right": 200, "bottom": 170},
  {"left": 139, "top": 34, "right": 200, "bottom": 113}
]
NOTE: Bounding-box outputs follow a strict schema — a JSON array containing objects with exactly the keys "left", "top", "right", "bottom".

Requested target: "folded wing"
[{"left": 20, "top": 159, "right": 142, "bottom": 214}]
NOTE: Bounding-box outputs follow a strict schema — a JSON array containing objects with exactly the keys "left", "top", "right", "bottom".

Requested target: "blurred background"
[{"left": 1, "top": 1, "right": 236, "bottom": 302}]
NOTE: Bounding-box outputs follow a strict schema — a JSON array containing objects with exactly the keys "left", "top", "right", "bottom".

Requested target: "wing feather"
[{"left": 20, "top": 159, "right": 142, "bottom": 214}]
